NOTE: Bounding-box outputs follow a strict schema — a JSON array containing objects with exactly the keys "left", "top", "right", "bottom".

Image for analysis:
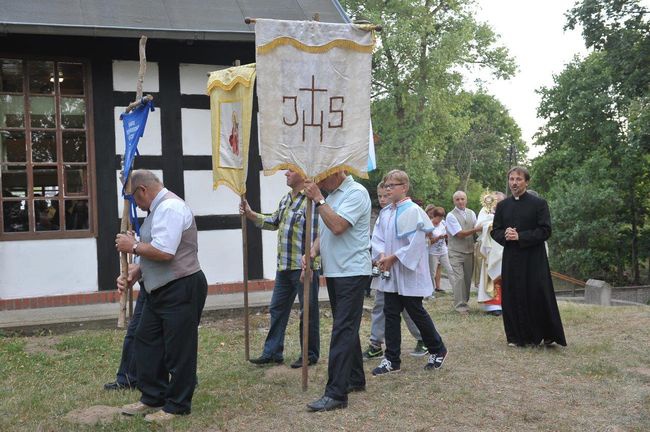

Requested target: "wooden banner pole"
[
  {"left": 241, "top": 195, "right": 250, "bottom": 361},
  {"left": 230, "top": 59, "right": 250, "bottom": 361},
  {"left": 301, "top": 196, "right": 313, "bottom": 391},
  {"left": 118, "top": 35, "right": 148, "bottom": 328}
]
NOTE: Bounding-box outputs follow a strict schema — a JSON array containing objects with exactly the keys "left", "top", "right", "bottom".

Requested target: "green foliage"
[
  {"left": 544, "top": 157, "right": 623, "bottom": 280},
  {"left": 533, "top": 0, "right": 650, "bottom": 283},
  {"left": 342, "top": 0, "right": 520, "bottom": 206}
]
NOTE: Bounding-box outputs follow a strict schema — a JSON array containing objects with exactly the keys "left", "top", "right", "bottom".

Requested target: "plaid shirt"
[{"left": 255, "top": 191, "right": 319, "bottom": 271}]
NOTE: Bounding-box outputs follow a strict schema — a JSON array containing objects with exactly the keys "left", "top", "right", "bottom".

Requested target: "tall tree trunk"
[{"left": 630, "top": 192, "right": 640, "bottom": 284}]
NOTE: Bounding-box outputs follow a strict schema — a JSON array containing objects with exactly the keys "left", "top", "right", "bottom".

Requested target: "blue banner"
[{"left": 120, "top": 98, "right": 155, "bottom": 233}]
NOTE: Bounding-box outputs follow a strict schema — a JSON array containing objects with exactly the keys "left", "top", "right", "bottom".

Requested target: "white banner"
[{"left": 255, "top": 19, "right": 374, "bottom": 181}]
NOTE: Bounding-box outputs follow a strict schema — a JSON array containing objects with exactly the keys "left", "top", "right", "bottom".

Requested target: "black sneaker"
[
  {"left": 409, "top": 340, "right": 428, "bottom": 357},
  {"left": 372, "top": 358, "right": 401, "bottom": 376},
  {"left": 362, "top": 344, "right": 384, "bottom": 360},
  {"left": 424, "top": 351, "right": 448, "bottom": 370},
  {"left": 249, "top": 356, "right": 283, "bottom": 365}
]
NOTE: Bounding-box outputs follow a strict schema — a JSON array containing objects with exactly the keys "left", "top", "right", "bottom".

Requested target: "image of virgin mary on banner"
[
  {"left": 255, "top": 19, "right": 375, "bottom": 181},
  {"left": 207, "top": 64, "right": 256, "bottom": 195}
]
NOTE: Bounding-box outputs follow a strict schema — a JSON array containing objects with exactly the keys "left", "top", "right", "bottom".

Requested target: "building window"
[{"left": 0, "top": 58, "right": 95, "bottom": 239}]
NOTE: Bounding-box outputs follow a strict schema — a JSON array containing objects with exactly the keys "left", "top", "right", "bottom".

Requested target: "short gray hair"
[
  {"left": 130, "top": 170, "right": 163, "bottom": 189},
  {"left": 452, "top": 190, "right": 467, "bottom": 200}
]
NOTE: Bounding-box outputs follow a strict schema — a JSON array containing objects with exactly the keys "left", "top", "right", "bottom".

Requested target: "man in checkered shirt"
[{"left": 240, "top": 170, "right": 320, "bottom": 368}]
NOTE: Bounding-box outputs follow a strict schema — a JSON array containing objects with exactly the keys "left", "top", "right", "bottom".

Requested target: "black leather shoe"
[
  {"left": 306, "top": 396, "right": 348, "bottom": 412},
  {"left": 346, "top": 384, "right": 366, "bottom": 393},
  {"left": 249, "top": 356, "right": 283, "bottom": 365},
  {"left": 290, "top": 358, "right": 317, "bottom": 369},
  {"left": 103, "top": 381, "right": 135, "bottom": 391}
]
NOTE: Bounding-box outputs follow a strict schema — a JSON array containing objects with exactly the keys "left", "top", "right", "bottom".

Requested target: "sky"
[{"left": 468, "top": 0, "right": 589, "bottom": 159}]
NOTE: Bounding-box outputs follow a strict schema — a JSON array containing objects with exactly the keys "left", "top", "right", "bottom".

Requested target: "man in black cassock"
[{"left": 491, "top": 166, "right": 566, "bottom": 347}]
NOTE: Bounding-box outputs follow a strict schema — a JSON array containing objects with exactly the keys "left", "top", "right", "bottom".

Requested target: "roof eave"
[{"left": 0, "top": 22, "right": 255, "bottom": 42}]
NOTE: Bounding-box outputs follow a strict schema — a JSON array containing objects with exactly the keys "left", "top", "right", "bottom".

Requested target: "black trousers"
[
  {"left": 115, "top": 286, "right": 148, "bottom": 386},
  {"left": 324, "top": 276, "right": 368, "bottom": 402},
  {"left": 135, "top": 271, "right": 207, "bottom": 414},
  {"left": 384, "top": 292, "right": 446, "bottom": 368}
]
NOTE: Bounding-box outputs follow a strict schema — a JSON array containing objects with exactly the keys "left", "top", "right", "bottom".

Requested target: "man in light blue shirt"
[{"left": 303, "top": 171, "right": 371, "bottom": 412}]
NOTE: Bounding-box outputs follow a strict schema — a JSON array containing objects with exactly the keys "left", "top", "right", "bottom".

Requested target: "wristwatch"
[
  {"left": 132, "top": 242, "right": 140, "bottom": 255},
  {"left": 315, "top": 199, "right": 326, "bottom": 208}
]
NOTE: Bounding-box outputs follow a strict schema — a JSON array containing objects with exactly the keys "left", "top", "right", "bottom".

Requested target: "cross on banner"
[{"left": 255, "top": 19, "right": 375, "bottom": 182}]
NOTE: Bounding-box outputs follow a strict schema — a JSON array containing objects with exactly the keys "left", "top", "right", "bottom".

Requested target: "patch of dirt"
[
  {"left": 64, "top": 405, "right": 123, "bottom": 425},
  {"left": 23, "top": 336, "right": 62, "bottom": 357},
  {"left": 628, "top": 367, "right": 650, "bottom": 379},
  {"left": 263, "top": 365, "right": 296, "bottom": 380}
]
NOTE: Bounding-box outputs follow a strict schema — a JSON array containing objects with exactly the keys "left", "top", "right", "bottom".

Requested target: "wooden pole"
[
  {"left": 118, "top": 35, "right": 148, "bottom": 328},
  {"left": 244, "top": 16, "right": 383, "bottom": 31},
  {"left": 241, "top": 195, "right": 250, "bottom": 361},
  {"left": 301, "top": 196, "right": 313, "bottom": 391},
  {"left": 231, "top": 58, "right": 250, "bottom": 361}
]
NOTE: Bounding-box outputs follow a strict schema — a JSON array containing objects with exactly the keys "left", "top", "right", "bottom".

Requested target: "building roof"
[{"left": 0, "top": 0, "right": 349, "bottom": 41}]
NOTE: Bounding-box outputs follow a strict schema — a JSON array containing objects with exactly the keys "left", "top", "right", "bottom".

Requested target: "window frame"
[{"left": 0, "top": 55, "right": 97, "bottom": 240}]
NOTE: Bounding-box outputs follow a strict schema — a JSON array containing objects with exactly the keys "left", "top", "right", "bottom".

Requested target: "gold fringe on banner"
[
  {"left": 257, "top": 37, "right": 375, "bottom": 55},
  {"left": 207, "top": 74, "right": 255, "bottom": 93},
  {"left": 263, "top": 163, "right": 369, "bottom": 184},
  {"left": 207, "top": 64, "right": 256, "bottom": 94}
]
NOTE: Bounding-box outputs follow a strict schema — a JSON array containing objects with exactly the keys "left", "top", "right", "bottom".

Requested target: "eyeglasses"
[
  {"left": 133, "top": 185, "right": 145, "bottom": 196},
  {"left": 384, "top": 183, "right": 404, "bottom": 190}
]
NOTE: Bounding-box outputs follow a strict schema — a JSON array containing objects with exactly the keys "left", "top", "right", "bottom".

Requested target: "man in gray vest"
[
  {"left": 115, "top": 170, "right": 207, "bottom": 424},
  {"left": 446, "top": 191, "right": 482, "bottom": 314}
]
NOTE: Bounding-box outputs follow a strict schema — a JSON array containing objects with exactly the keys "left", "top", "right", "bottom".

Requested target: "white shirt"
[
  {"left": 149, "top": 188, "right": 194, "bottom": 255},
  {"left": 371, "top": 202, "right": 433, "bottom": 297},
  {"left": 446, "top": 207, "right": 477, "bottom": 237},
  {"left": 428, "top": 220, "right": 448, "bottom": 255}
]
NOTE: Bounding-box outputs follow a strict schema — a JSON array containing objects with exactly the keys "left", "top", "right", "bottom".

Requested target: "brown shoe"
[
  {"left": 145, "top": 410, "right": 178, "bottom": 423},
  {"left": 121, "top": 401, "right": 161, "bottom": 416}
]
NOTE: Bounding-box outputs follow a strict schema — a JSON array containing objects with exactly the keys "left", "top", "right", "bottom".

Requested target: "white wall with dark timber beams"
[
  {"left": 183, "top": 171, "right": 240, "bottom": 215},
  {"left": 113, "top": 60, "right": 159, "bottom": 92},
  {"left": 179, "top": 63, "right": 227, "bottom": 95},
  {"left": 181, "top": 108, "right": 211, "bottom": 155},
  {"left": 0, "top": 239, "right": 98, "bottom": 299},
  {"left": 180, "top": 63, "right": 252, "bottom": 284}
]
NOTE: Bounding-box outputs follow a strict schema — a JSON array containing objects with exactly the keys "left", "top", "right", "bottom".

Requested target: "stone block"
[{"left": 584, "top": 279, "right": 611, "bottom": 306}]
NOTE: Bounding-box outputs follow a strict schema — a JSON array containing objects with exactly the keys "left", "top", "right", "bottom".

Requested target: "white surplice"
[
  {"left": 371, "top": 199, "right": 434, "bottom": 297},
  {"left": 475, "top": 209, "right": 503, "bottom": 309}
]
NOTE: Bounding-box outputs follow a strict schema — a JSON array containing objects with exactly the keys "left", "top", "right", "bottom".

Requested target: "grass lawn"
[{"left": 0, "top": 294, "right": 649, "bottom": 431}]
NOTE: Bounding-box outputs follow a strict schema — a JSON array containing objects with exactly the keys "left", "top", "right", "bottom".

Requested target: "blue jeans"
[{"left": 262, "top": 269, "right": 320, "bottom": 362}]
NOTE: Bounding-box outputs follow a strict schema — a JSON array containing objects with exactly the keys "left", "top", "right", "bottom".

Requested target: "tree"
[
  {"left": 341, "top": 0, "right": 517, "bottom": 204},
  {"left": 444, "top": 91, "right": 526, "bottom": 193},
  {"left": 532, "top": 0, "right": 650, "bottom": 283}
]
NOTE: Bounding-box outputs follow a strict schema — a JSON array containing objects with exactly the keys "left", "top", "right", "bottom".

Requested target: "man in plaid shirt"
[{"left": 240, "top": 170, "right": 320, "bottom": 368}]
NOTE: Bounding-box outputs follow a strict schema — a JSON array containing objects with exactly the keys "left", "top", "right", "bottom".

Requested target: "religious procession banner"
[
  {"left": 207, "top": 64, "right": 256, "bottom": 195},
  {"left": 119, "top": 98, "right": 155, "bottom": 233},
  {"left": 255, "top": 19, "right": 375, "bottom": 181}
]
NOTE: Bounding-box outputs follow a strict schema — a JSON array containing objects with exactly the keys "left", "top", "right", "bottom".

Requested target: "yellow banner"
[{"left": 207, "top": 64, "right": 256, "bottom": 195}]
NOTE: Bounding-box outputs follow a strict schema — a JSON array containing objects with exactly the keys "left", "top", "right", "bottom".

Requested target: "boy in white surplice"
[{"left": 371, "top": 170, "right": 448, "bottom": 375}]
